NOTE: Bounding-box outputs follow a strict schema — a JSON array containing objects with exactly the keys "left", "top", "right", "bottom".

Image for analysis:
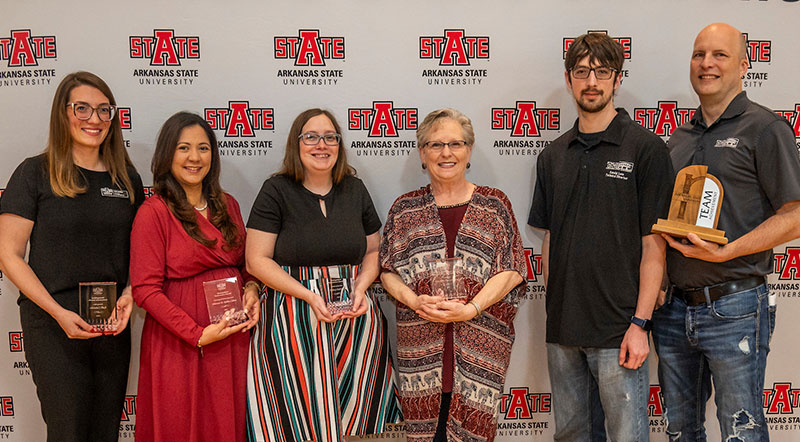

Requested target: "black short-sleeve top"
[
  {"left": 246, "top": 174, "right": 381, "bottom": 266},
  {"left": 0, "top": 154, "right": 145, "bottom": 306}
]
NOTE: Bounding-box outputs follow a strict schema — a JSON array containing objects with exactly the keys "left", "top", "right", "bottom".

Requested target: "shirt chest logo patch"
[
  {"left": 714, "top": 137, "right": 739, "bottom": 148},
  {"left": 605, "top": 161, "right": 633, "bottom": 181},
  {"left": 100, "top": 187, "right": 129, "bottom": 199}
]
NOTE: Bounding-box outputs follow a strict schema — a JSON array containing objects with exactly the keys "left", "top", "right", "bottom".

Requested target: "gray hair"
[{"left": 416, "top": 108, "right": 475, "bottom": 148}]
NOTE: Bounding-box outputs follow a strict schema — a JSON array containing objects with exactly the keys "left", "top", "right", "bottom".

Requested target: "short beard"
[{"left": 577, "top": 91, "right": 613, "bottom": 113}]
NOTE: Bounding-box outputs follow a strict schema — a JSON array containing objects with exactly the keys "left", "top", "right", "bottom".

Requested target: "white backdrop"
[{"left": 2, "top": 0, "right": 800, "bottom": 440}]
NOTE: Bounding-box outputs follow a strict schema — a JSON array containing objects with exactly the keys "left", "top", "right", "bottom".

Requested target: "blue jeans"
[
  {"left": 652, "top": 283, "right": 773, "bottom": 441},
  {"left": 547, "top": 343, "right": 650, "bottom": 442}
]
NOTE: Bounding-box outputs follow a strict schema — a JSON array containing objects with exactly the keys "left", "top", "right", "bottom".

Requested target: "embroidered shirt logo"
[
  {"left": 714, "top": 137, "right": 739, "bottom": 148},
  {"left": 100, "top": 187, "right": 129, "bottom": 199},
  {"left": 605, "top": 161, "right": 633, "bottom": 180}
]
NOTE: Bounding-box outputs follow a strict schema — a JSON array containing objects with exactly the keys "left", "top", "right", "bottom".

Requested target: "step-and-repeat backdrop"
[{"left": 2, "top": 0, "right": 800, "bottom": 440}]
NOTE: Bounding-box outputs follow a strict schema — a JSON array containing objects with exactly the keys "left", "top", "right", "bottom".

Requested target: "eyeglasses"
[
  {"left": 299, "top": 132, "right": 341, "bottom": 146},
  {"left": 570, "top": 66, "right": 617, "bottom": 80},
  {"left": 66, "top": 102, "right": 117, "bottom": 122},
  {"left": 423, "top": 140, "right": 469, "bottom": 151}
]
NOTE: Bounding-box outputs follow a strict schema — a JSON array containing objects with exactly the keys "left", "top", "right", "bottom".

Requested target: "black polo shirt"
[
  {"left": 529, "top": 109, "right": 673, "bottom": 348},
  {"left": 666, "top": 92, "right": 800, "bottom": 289}
]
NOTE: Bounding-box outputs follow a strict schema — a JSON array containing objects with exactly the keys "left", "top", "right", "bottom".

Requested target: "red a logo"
[
  {"left": 0, "top": 29, "right": 57, "bottom": 67},
  {"left": 347, "top": 102, "right": 418, "bottom": 137}
]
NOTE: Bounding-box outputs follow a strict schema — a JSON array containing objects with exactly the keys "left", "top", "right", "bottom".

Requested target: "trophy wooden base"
[{"left": 652, "top": 219, "right": 728, "bottom": 245}]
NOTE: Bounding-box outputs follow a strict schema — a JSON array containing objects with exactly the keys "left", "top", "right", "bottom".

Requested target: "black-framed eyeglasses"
[
  {"left": 299, "top": 132, "right": 341, "bottom": 146},
  {"left": 423, "top": 140, "right": 469, "bottom": 151},
  {"left": 66, "top": 102, "right": 117, "bottom": 122},
  {"left": 570, "top": 66, "right": 617, "bottom": 80}
]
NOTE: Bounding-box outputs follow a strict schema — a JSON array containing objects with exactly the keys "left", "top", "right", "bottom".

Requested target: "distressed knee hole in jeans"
[
  {"left": 737, "top": 336, "right": 750, "bottom": 354},
  {"left": 725, "top": 409, "right": 759, "bottom": 442}
]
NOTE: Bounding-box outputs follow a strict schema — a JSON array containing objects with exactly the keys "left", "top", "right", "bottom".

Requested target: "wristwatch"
[{"left": 630, "top": 316, "right": 653, "bottom": 332}]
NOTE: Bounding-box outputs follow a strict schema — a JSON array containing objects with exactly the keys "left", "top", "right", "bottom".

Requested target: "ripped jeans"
[{"left": 652, "top": 283, "right": 773, "bottom": 441}]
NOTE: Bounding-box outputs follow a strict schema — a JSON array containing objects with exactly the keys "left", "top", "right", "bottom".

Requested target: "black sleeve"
[
  {"left": 755, "top": 119, "right": 800, "bottom": 210},
  {"left": 528, "top": 149, "right": 550, "bottom": 229},
  {"left": 636, "top": 136, "right": 675, "bottom": 236},
  {"left": 0, "top": 157, "right": 41, "bottom": 221},
  {"left": 357, "top": 178, "right": 382, "bottom": 236},
  {"left": 246, "top": 177, "right": 283, "bottom": 234}
]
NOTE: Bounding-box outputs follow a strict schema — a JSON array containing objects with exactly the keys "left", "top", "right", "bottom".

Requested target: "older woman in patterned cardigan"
[{"left": 379, "top": 108, "right": 527, "bottom": 442}]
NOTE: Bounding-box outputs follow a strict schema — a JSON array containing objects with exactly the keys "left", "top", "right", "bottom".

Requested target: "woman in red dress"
[{"left": 130, "top": 112, "right": 260, "bottom": 442}]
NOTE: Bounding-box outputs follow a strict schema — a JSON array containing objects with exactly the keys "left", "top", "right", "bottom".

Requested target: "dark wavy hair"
[
  {"left": 564, "top": 33, "right": 625, "bottom": 80},
  {"left": 151, "top": 112, "right": 241, "bottom": 249},
  {"left": 277, "top": 108, "right": 355, "bottom": 184}
]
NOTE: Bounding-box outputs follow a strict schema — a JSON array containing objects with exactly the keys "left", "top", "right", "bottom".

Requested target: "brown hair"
[
  {"left": 564, "top": 33, "right": 625, "bottom": 79},
  {"left": 46, "top": 71, "right": 136, "bottom": 202},
  {"left": 277, "top": 109, "right": 355, "bottom": 184},
  {"left": 151, "top": 112, "right": 241, "bottom": 249},
  {"left": 416, "top": 108, "right": 475, "bottom": 148}
]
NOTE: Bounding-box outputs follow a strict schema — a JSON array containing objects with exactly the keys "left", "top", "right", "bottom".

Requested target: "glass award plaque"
[
  {"left": 79, "top": 282, "right": 118, "bottom": 334},
  {"left": 202, "top": 277, "right": 247, "bottom": 326},
  {"left": 429, "top": 257, "right": 467, "bottom": 301},
  {"left": 325, "top": 273, "right": 355, "bottom": 315}
]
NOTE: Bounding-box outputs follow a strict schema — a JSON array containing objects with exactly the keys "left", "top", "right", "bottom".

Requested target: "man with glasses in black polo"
[
  {"left": 528, "top": 33, "right": 673, "bottom": 441},
  {"left": 653, "top": 22, "right": 800, "bottom": 442}
]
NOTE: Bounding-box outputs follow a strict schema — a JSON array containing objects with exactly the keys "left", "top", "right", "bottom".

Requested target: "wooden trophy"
[{"left": 651, "top": 165, "right": 728, "bottom": 244}]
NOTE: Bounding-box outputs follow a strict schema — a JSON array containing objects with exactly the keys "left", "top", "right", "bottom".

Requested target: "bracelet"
[
  {"left": 468, "top": 300, "right": 482, "bottom": 316},
  {"left": 244, "top": 280, "right": 262, "bottom": 292}
]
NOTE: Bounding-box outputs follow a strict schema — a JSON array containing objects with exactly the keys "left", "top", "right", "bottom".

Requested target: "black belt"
[{"left": 673, "top": 276, "right": 766, "bottom": 306}]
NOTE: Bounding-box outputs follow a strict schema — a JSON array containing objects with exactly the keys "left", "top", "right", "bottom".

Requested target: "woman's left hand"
[
  {"left": 242, "top": 285, "right": 261, "bottom": 331},
  {"left": 417, "top": 299, "right": 477, "bottom": 323},
  {"left": 341, "top": 289, "right": 369, "bottom": 319},
  {"left": 113, "top": 286, "right": 134, "bottom": 336}
]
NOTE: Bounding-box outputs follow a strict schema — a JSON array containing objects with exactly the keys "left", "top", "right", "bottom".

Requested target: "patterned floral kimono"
[{"left": 379, "top": 185, "right": 527, "bottom": 442}]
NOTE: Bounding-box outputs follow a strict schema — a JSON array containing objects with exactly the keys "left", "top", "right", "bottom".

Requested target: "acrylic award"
[
  {"left": 325, "top": 269, "right": 355, "bottom": 315},
  {"left": 79, "top": 282, "right": 118, "bottom": 334},
  {"left": 429, "top": 257, "right": 467, "bottom": 301},
  {"left": 202, "top": 277, "right": 247, "bottom": 326},
  {"left": 651, "top": 164, "right": 728, "bottom": 244}
]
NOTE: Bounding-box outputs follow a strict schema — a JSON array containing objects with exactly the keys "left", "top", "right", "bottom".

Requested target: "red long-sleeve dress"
[{"left": 131, "top": 194, "right": 251, "bottom": 442}]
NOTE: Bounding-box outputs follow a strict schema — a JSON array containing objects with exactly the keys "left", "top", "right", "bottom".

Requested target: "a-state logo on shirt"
[
  {"left": 274, "top": 29, "right": 345, "bottom": 86},
  {"left": 0, "top": 29, "right": 58, "bottom": 87},
  {"left": 419, "top": 29, "right": 489, "bottom": 65},
  {"left": 274, "top": 30, "right": 344, "bottom": 66},
  {"left": 774, "top": 105, "right": 800, "bottom": 139},
  {"left": 0, "top": 29, "right": 56, "bottom": 66},
  {"left": 419, "top": 29, "right": 489, "bottom": 86},
  {"left": 633, "top": 101, "right": 696, "bottom": 137},
  {"left": 204, "top": 102, "right": 274, "bottom": 157},
  {"left": 347, "top": 101, "right": 418, "bottom": 157},
  {"left": 491, "top": 102, "right": 560, "bottom": 137},
  {"left": 605, "top": 160, "right": 634, "bottom": 181},
  {"left": 129, "top": 29, "right": 200, "bottom": 86},
  {"left": 8, "top": 332, "right": 22, "bottom": 353},
  {"left": 563, "top": 30, "right": 632, "bottom": 59},
  {"left": 129, "top": 29, "right": 199, "bottom": 66},
  {"left": 491, "top": 101, "right": 560, "bottom": 157},
  {"left": 0, "top": 397, "right": 13, "bottom": 417},
  {"left": 714, "top": 137, "right": 740, "bottom": 148}
]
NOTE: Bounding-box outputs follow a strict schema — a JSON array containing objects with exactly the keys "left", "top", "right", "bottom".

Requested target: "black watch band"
[{"left": 631, "top": 316, "right": 653, "bottom": 332}]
